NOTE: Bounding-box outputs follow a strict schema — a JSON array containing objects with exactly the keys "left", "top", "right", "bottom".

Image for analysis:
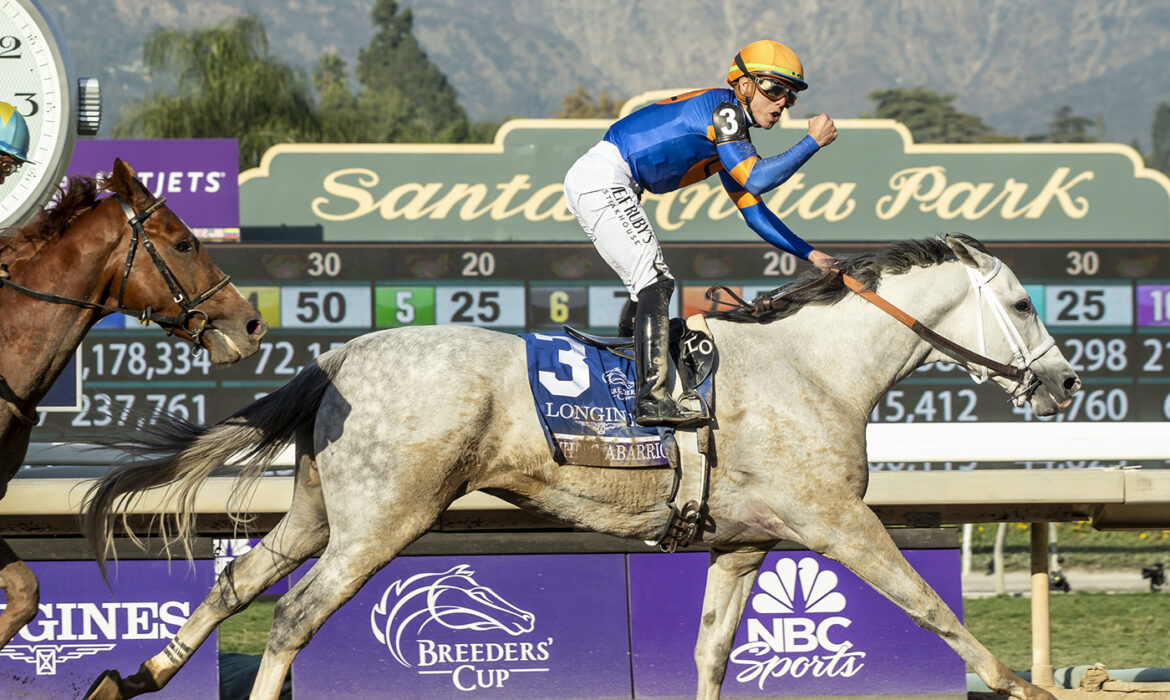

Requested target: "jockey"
[
  {"left": 563, "top": 40, "right": 839, "bottom": 428},
  {"left": 0, "top": 102, "right": 31, "bottom": 185}
]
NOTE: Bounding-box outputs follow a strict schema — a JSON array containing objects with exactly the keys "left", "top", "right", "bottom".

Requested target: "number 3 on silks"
[{"left": 534, "top": 334, "right": 590, "bottom": 398}]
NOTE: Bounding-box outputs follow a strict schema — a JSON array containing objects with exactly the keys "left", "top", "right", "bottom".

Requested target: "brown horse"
[{"left": 0, "top": 158, "right": 267, "bottom": 649}]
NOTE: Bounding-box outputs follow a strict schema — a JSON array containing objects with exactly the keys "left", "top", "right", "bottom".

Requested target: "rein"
[
  {"left": 835, "top": 271, "right": 1022, "bottom": 379},
  {"left": 0, "top": 194, "right": 232, "bottom": 425},
  {"left": 707, "top": 265, "right": 1055, "bottom": 385}
]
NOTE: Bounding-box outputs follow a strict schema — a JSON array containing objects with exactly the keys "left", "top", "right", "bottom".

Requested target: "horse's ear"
[
  {"left": 944, "top": 234, "right": 997, "bottom": 276},
  {"left": 108, "top": 158, "right": 152, "bottom": 208}
]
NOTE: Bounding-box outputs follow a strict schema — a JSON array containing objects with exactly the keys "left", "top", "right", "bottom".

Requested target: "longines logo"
[
  {"left": 369, "top": 565, "right": 554, "bottom": 691},
  {"left": 0, "top": 643, "right": 116, "bottom": 675},
  {"left": 729, "top": 557, "right": 866, "bottom": 689},
  {"left": 0, "top": 601, "right": 191, "bottom": 675}
]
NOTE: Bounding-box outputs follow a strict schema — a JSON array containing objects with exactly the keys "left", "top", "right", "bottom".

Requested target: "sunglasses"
[{"left": 753, "top": 75, "right": 798, "bottom": 105}]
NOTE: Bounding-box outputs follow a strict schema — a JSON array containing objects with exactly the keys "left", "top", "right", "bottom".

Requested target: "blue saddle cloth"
[{"left": 522, "top": 331, "right": 711, "bottom": 468}]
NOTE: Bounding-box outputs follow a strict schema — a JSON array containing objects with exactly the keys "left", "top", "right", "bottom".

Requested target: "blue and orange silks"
[{"left": 601, "top": 88, "right": 818, "bottom": 259}]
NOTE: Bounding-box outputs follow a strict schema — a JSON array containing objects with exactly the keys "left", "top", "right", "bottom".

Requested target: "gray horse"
[{"left": 82, "top": 234, "right": 1079, "bottom": 700}]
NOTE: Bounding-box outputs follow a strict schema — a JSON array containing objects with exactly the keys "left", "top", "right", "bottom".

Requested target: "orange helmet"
[{"left": 727, "top": 40, "right": 807, "bottom": 91}]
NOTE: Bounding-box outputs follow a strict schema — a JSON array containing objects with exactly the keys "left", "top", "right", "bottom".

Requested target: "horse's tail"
[{"left": 81, "top": 347, "right": 350, "bottom": 581}]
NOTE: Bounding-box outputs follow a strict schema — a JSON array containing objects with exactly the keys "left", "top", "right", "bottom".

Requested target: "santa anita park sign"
[{"left": 239, "top": 91, "right": 1170, "bottom": 244}]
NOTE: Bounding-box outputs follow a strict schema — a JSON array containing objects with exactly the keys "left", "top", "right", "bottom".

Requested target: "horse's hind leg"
[
  {"left": 248, "top": 510, "right": 438, "bottom": 700},
  {"left": 804, "top": 500, "right": 1055, "bottom": 700},
  {"left": 0, "top": 537, "right": 38, "bottom": 648},
  {"left": 85, "top": 440, "right": 330, "bottom": 700},
  {"left": 694, "top": 546, "right": 771, "bottom": 700}
]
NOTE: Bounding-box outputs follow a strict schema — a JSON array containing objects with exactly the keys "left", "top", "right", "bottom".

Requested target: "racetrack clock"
[{"left": 0, "top": 0, "right": 100, "bottom": 228}]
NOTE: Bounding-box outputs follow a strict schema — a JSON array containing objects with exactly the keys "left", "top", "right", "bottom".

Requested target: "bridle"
[
  {"left": 0, "top": 194, "right": 232, "bottom": 425},
  {"left": 110, "top": 195, "right": 232, "bottom": 348},
  {"left": 0, "top": 193, "right": 231, "bottom": 351},
  {"left": 707, "top": 260, "right": 1057, "bottom": 405}
]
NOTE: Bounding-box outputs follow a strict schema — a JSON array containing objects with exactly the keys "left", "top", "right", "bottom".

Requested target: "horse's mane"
[
  {"left": 0, "top": 175, "right": 105, "bottom": 255},
  {"left": 708, "top": 234, "right": 991, "bottom": 324}
]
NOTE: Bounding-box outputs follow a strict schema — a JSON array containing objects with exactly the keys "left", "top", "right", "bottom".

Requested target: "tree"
[
  {"left": 1149, "top": 103, "right": 1170, "bottom": 175},
  {"left": 312, "top": 52, "right": 411, "bottom": 143},
  {"left": 867, "top": 87, "right": 1016, "bottom": 143},
  {"left": 113, "top": 15, "right": 320, "bottom": 168},
  {"left": 554, "top": 87, "right": 622, "bottom": 118},
  {"left": 311, "top": 0, "right": 497, "bottom": 144},
  {"left": 356, "top": 0, "right": 467, "bottom": 137},
  {"left": 1025, "top": 105, "right": 1096, "bottom": 143}
]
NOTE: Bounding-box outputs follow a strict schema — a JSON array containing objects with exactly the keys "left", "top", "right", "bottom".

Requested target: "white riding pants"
[{"left": 563, "top": 140, "right": 672, "bottom": 301}]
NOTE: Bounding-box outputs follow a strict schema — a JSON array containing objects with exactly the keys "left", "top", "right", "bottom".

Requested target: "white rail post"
[
  {"left": 961, "top": 523, "right": 973, "bottom": 577},
  {"left": 993, "top": 523, "right": 1007, "bottom": 596},
  {"left": 1030, "top": 522, "right": 1054, "bottom": 687}
]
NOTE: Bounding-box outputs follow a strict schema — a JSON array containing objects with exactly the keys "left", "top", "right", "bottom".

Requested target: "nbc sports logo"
[
  {"left": 730, "top": 556, "right": 866, "bottom": 688},
  {"left": 753, "top": 557, "right": 847, "bottom": 616}
]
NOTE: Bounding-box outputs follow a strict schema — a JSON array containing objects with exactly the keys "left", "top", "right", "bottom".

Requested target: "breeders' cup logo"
[
  {"left": 370, "top": 565, "right": 553, "bottom": 691},
  {"left": 0, "top": 601, "right": 190, "bottom": 675},
  {"left": 729, "top": 557, "right": 865, "bottom": 689},
  {"left": 602, "top": 367, "right": 636, "bottom": 401}
]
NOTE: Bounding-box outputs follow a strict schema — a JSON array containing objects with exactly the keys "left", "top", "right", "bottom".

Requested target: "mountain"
[{"left": 41, "top": 0, "right": 1170, "bottom": 149}]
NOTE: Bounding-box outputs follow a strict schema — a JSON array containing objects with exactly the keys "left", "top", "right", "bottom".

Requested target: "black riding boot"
[
  {"left": 617, "top": 299, "right": 637, "bottom": 338},
  {"left": 633, "top": 279, "right": 705, "bottom": 427}
]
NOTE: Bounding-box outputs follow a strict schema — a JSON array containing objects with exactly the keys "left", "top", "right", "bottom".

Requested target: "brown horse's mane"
[
  {"left": 708, "top": 234, "right": 991, "bottom": 324},
  {"left": 0, "top": 175, "right": 106, "bottom": 256}
]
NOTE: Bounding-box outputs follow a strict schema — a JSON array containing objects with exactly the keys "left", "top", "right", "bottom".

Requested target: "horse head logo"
[
  {"left": 751, "top": 557, "right": 847, "bottom": 615},
  {"left": 370, "top": 565, "right": 536, "bottom": 667},
  {"left": 602, "top": 367, "right": 636, "bottom": 401}
]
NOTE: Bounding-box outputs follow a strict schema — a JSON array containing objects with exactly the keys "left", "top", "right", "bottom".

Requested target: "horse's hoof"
[{"left": 84, "top": 670, "right": 124, "bottom": 700}]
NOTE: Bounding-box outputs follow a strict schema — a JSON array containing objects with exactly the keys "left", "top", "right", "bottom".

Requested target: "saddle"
[
  {"left": 564, "top": 316, "right": 716, "bottom": 412},
  {"left": 562, "top": 317, "right": 717, "bottom": 553}
]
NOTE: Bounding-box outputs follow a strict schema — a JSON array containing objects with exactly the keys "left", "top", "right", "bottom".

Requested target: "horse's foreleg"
[
  {"left": 249, "top": 507, "right": 439, "bottom": 700},
  {"left": 808, "top": 501, "right": 1055, "bottom": 700},
  {"left": 0, "top": 537, "right": 38, "bottom": 648},
  {"left": 86, "top": 444, "right": 330, "bottom": 700},
  {"left": 694, "top": 545, "right": 771, "bottom": 700}
]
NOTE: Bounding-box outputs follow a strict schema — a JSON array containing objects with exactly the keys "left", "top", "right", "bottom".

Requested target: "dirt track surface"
[
  {"left": 972, "top": 690, "right": 1170, "bottom": 699},
  {"left": 963, "top": 568, "right": 1156, "bottom": 597}
]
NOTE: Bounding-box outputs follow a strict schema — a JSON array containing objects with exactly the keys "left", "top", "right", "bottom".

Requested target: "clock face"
[{"left": 0, "top": 0, "right": 74, "bottom": 228}]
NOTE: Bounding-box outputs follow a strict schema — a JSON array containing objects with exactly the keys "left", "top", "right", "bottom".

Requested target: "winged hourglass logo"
[{"left": 0, "top": 643, "right": 117, "bottom": 675}]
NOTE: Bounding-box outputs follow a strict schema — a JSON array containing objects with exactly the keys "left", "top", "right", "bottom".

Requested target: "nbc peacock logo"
[{"left": 729, "top": 556, "right": 866, "bottom": 689}]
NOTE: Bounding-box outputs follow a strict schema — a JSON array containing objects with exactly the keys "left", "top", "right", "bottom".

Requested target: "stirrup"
[{"left": 635, "top": 399, "right": 707, "bottom": 428}]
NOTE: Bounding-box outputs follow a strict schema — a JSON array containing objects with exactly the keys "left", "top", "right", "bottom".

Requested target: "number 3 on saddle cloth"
[{"left": 522, "top": 318, "right": 716, "bottom": 469}]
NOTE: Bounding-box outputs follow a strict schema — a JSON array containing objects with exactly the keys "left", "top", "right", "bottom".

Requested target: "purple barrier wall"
[
  {"left": 0, "top": 559, "right": 217, "bottom": 699},
  {"left": 292, "top": 553, "right": 632, "bottom": 699},
  {"left": 629, "top": 550, "right": 966, "bottom": 698},
  {"left": 290, "top": 548, "right": 964, "bottom": 699}
]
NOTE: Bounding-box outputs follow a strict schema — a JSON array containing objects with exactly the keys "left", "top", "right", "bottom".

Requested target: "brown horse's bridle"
[{"left": 0, "top": 194, "right": 232, "bottom": 425}]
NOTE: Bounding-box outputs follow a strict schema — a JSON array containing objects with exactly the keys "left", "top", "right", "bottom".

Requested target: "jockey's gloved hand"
[{"left": 807, "top": 250, "right": 838, "bottom": 273}]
